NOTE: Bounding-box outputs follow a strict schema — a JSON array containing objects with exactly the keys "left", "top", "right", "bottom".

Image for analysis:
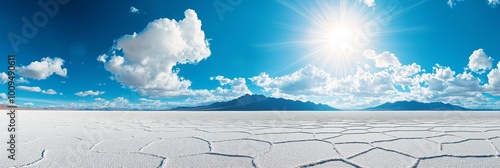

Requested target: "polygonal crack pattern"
[{"left": 3, "top": 111, "right": 500, "bottom": 168}]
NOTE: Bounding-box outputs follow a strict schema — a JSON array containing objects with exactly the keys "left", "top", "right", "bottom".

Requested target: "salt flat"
[{"left": 2, "top": 110, "right": 500, "bottom": 168}]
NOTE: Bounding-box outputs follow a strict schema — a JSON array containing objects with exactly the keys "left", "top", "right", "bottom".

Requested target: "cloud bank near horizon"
[{"left": 250, "top": 48, "right": 500, "bottom": 109}]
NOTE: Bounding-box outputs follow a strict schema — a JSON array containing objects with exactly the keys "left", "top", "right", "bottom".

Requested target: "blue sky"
[{"left": 1, "top": 0, "right": 499, "bottom": 109}]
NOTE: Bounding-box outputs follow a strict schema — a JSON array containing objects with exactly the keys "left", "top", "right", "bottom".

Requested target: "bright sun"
[
  {"left": 278, "top": 0, "right": 381, "bottom": 77},
  {"left": 327, "top": 26, "right": 355, "bottom": 49}
]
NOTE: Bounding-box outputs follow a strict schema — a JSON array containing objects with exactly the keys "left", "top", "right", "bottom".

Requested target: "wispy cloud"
[
  {"left": 361, "top": 0, "right": 375, "bottom": 7},
  {"left": 129, "top": 6, "right": 140, "bottom": 14},
  {"left": 447, "top": 0, "right": 498, "bottom": 8},
  {"left": 75, "top": 90, "right": 105, "bottom": 97},
  {"left": 489, "top": 0, "right": 500, "bottom": 7},
  {"left": 18, "top": 86, "right": 42, "bottom": 92},
  {"left": 18, "top": 86, "right": 59, "bottom": 95}
]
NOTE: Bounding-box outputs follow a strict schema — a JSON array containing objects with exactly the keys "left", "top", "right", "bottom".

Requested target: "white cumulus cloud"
[
  {"left": 0, "top": 93, "right": 7, "bottom": 99},
  {"left": 18, "top": 86, "right": 58, "bottom": 95},
  {"left": 489, "top": 0, "right": 500, "bottom": 7},
  {"left": 486, "top": 61, "right": 500, "bottom": 95},
  {"left": 250, "top": 64, "right": 334, "bottom": 99},
  {"left": 18, "top": 57, "right": 67, "bottom": 80},
  {"left": 16, "top": 77, "right": 29, "bottom": 84},
  {"left": 41, "top": 89, "right": 57, "bottom": 95},
  {"left": 75, "top": 90, "right": 105, "bottom": 97},
  {"left": 97, "top": 54, "right": 108, "bottom": 63},
  {"left": 210, "top": 76, "right": 251, "bottom": 97},
  {"left": 364, "top": 50, "right": 401, "bottom": 68},
  {"left": 94, "top": 97, "right": 105, "bottom": 101},
  {"left": 0, "top": 72, "right": 8, "bottom": 84},
  {"left": 183, "top": 76, "right": 252, "bottom": 105},
  {"left": 468, "top": 48, "right": 493, "bottom": 73},
  {"left": 250, "top": 49, "right": 496, "bottom": 109},
  {"left": 1, "top": 73, "right": 29, "bottom": 84},
  {"left": 18, "top": 86, "right": 42, "bottom": 92},
  {"left": 130, "top": 6, "right": 140, "bottom": 14},
  {"left": 99, "top": 9, "right": 211, "bottom": 98}
]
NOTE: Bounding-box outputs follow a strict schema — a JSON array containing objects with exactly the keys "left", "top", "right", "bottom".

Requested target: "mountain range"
[
  {"left": 171, "top": 94, "right": 339, "bottom": 111},
  {"left": 364, "top": 100, "right": 468, "bottom": 111},
  {"left": 171, "top": 94, "right": 474, "bottom": 111}
]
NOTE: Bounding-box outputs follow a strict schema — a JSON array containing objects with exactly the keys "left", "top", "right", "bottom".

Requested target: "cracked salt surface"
[
  {"left": 374, "top": 139, "right": 441, "bottom": 158},
  {"left": 212, "top": 139, "right": 271, "bottom": 157},
  {"left": 2, "top": 110, "right": 500, "bottom": 167},
  {"left": 416, "top": 156, "right": 500, "bottom": 167},
  {"left": 326, "top": 132, "right": 394, "bottom": 143},
  {"left": 166, "top": 153, "right": 254, "bottom": 168},
  {"left": 304, "top": 160, "right": 357, "bottom": 168},
  {"left": 141, "top": 137, "right": 210, "bottom": 158},
  {"left": 24, "top": 150, "right": 164, "bottom": 168},
  {"left": 253, "top": 132, "right": 315, "bottom": 143},
  {"left": 349, "top": 148, "right": 416, "bottom": 168},
  {"left": 442, "top": 139, "right": 498, "bottom": 156},
  {"left": 334, "top": 143, "right": 373, "bottom": 158},
  {"left": 91, "top": 137, "right": 160, "bottom": 152},
  {"left": 197, "top": 132, "right": 251, "bottom": 142},
  {"left": 255, "top": 140, "right": 341, "bottom": 168}
]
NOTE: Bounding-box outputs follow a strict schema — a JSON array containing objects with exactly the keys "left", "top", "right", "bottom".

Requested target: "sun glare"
[
  {"left": 327, "top": 26, "right": 355, "bottom": 49},
  {"left": 277, "top": 0, "right": 384, "bottom": 77}
]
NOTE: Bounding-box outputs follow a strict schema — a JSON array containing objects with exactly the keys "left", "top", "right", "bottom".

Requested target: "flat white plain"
[{"left": 1, "top": 110, "right": 500, "bottom": 168}]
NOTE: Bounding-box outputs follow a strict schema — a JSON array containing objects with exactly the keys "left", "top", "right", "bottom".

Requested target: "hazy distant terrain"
[
  {"left": 172, "top": 94, "right": 338, "bottom": 111},
  {"left": 2, "top": 110, "right": 500, "bottom": 167},
  {"left": 171, "top": 94, "right": 475, "bottom": 111}
]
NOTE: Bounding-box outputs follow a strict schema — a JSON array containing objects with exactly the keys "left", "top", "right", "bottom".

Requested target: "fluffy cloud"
[
  {"left": 250, "top": 64, "right": 334, "bottom": 99},
  {"left": 75, "top": 90, "right": 105, "bottom": 97},
  {"left": 393, "top": 63, "right": 422, "bottom": 85},
  {"left": 130, "top": 6, "right": 140, "bottom": 13},
  {"left": 18, "top": 86, "right": 58, "bottom": 95},
  {"left": 94, "top": 97, "right": 105, "bottom": 101},
  {"left": 468, "top": 49, "right": 493, "bottom": 73},
  {"left": 1, "top": 72, "right": 29, "bottom": 84},
  {"left": 18, "top": 86, "right": 42, "bottom": 92},
  {"left": 96, "top": 54, "right": 107, "bottom": 63},
  {"left": 251, "top": 49, "right": 496, "bottom": 109},
  {"left": 446, "top": 72, "right": 482, "bottom": 93},
  {"left": 112, "top": 97, "right": 129, "bottom": 105},
  {"left": 364, "top": 50, "right": 401, "bottom": 68},
  {"left": 41, "top": 89, "right": 57, "bottom": 95},
  {"left": 210, "top": 76, "right": 251, "bottom": 97},
  {"left": 18, "top": 57, "right": 67, "bottom": 80},
  {"left": 0, "top": 93, "right": 7, "bottom": 99},
  {"left": 16, "top": 77, "right": 29, "bottom": 84},
  {"left": 486, "top": 61, "right": 500, "bottom": 95},
  {"left": 0, "top": 72, "right": 8, "bottom": 84},
  {"left": 489, "top": 0, "right": 500, "bottom": 7},
  {"left": 184, "top": 76, "right": 252, "bottom": 105},
  {"left": 98, "top": 9, "right": 211, "bottom": 98},
  {"left": 362, "top": 0, "right": 375, "bottom": 7},
  {"left": 68, "top": 98, "right": 125, "bottom": 109}
]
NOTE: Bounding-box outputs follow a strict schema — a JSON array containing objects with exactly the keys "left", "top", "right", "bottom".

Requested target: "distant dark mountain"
[
  {"left": 171, "top": 94, "right": 339, "bottom": 111},
  {"left": 365, "top": 101, "right": 468, "bottom": 111}
]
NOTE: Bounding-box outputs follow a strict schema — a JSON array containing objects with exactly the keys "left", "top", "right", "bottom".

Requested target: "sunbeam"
[{"left": 275, "top": 0, "right": 405, "bottom": 78}]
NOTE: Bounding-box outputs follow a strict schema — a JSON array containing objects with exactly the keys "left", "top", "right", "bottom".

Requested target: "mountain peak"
[
  {"left": 366, "top": 100, "right": 467, "bottom": 111},
  {"left": 171, "top": 94, "right": 338, "bottom": 111}
]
